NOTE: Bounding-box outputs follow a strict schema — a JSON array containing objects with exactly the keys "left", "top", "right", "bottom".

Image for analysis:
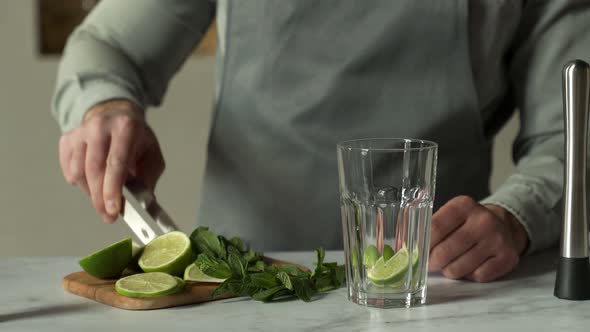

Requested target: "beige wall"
[{"left": 0, "top": 0, "right": 517, "bottom": 257}]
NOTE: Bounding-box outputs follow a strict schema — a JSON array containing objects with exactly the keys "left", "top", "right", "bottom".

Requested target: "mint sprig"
[{"left": 190, "top": 227, "right": 345, "bottom": 303}]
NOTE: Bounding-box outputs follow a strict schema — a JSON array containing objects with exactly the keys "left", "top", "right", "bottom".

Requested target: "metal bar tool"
[{"left": 554, "top": 59, "right": 590, "bottom": 300}]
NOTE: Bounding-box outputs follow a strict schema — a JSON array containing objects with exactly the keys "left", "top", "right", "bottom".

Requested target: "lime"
[
  {"left": 362, "top": 245, "right": 380, "bottom": 267},
  {"left": 184, "top": 263, "right": 226, "bottom": 283},
  {"left": 382, "top": 245, "right": 395, "bottom": 261},
  {"left": 132, "top": 242, "right": 143, "bottom": 260},
  {"left": 79, "top": 238, "right": 132, "bottom": 279},
  {"left": 368, "top": 245, "right": 421, "bottom": 287},
  {"left": 367, "top": 246, "right": 411, "bottom": 286},
  {"left": 138, "top": 231, "right": 193, "bottom": 276},
  {"left": 174, "top": 276, "right": 186, "bottom": 292},
  {"left": 115, "top": 272, "right": 181, "bottom": 297}
]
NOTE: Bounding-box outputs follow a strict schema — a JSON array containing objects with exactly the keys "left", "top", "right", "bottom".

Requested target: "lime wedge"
[
  {"left": 115, "top": 272, "right": 181, "bottom": 297},
  {"left": 368, "top": 246, "right": 411, "bottom": 285},
  {"left": 368, "top": 245, "right": 421, "bottom": 287},
  {"left": 138, "top": 231, "right": 193, "bottom": 276},
  {"left": 382, "top": 245, "right": 395, "bottom": 261},
  {"left": 79, "top": 238, "right": 132, "bottom": 279},
  {"left": 184, "top": 263, "right": 226, "bottom": 283},
  {"left": 362, "top": 245, "right": 380, "bottom": 267},
  {"left": 351, "top": 246, "right": 358, "bottom": 267}
]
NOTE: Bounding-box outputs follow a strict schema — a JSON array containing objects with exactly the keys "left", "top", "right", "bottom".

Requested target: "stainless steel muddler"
[{"left": 554, "top": 59, "right": 590, "bottom": 300}]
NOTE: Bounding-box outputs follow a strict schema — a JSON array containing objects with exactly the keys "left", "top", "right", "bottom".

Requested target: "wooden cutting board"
[{"left": 63, "top": 257, "right": 308, "bottom": 310}]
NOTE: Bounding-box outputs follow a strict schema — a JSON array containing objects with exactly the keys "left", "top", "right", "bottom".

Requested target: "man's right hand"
[{"left": 58, "top": 99, "right": 165, "bottom": 223}]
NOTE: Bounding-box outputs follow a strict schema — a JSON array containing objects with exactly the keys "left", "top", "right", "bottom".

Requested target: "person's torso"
[{"left": 198, "top": 0, "right": 523, "bottom": 251}]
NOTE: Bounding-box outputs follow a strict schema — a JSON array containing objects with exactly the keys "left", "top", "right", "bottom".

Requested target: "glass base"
[{"left": 349, "top": 287, "right": 426, "bottom": 308}]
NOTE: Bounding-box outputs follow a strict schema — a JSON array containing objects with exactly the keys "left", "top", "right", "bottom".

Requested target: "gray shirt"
[{"left": 52, "top": 0, "right": 590, "bottom": 252}]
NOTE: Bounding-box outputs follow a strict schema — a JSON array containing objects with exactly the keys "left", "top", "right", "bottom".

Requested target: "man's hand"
[
  {"left": 58, "top": 99, "right": 165, "bottom": 223},
  {"left": 429, "top": 196, "right": 529, "bottom": 282}
]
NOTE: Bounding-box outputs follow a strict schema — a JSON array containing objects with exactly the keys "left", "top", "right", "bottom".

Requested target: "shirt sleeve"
[
  {"left": 51, "top": 0, "right": 215, "bottom": 132},
  {"left": 480, "top": 0, "right": 590, "bottom": 254}
]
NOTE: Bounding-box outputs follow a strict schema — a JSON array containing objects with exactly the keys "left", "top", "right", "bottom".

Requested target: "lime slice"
[
  {"left": 79, "top": 238, "right": 132, "bottom": 279},
  {"left": 382, "top": 245, "right": 395, "bottom": 261},
  {"left": 174, "top": 276, "right": 186, "bottom": 292},
  {"left": 367, "top": 246, "right": 411, "bottom": 285},
  {"left": 362, "top": 245, "right": 380, "bottom": 267},
  {"left": 184, "top": 263, "right": 226, "bottom": 283},
  {"left": 115, "top": 272, "right": 181, "bottom": 297},
  {"left": 138, "top": 231, "right": 193, "bottom": 276}
]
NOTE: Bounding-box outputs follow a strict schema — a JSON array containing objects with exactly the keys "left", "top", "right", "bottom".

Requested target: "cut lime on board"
[
  {"left": 174, "top": 276, "right": 186, "bottom": 292},
  {"left": 79, "top": 237, "right": 132, "bottom": 279},
  {"left": 367, "top": 246, "right": 419, "bottom": 286},
  {"left": 362, "top": 245, "right": 380, "bottom": 267},
  {"left": 184, "top": 263, "right": 226, "bottom": 283},
  {"left": 115, "top": 272, "right": 182, "bottom": 298},
  {"left": 138, "top": 231, "right": 193, "bottom": 276}
]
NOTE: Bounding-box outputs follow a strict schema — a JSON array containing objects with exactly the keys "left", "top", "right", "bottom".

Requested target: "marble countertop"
[{"left": 1, "top": 250, "right": 589, "bottom": 331}]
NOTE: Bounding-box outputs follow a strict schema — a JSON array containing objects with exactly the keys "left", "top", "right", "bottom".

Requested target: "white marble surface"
[{"left": 1, "top": 250, "right": 589, "bottom": 331}]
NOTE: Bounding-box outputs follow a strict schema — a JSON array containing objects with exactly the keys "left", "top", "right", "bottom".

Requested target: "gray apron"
[{"left": 198, "top": 0, "right": 491, "bottom": 251}]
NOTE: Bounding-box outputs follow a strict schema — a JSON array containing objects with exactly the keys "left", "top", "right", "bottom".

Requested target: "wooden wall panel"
[{"left": 38, "top": 0, "right": 217, "bottom": 56}]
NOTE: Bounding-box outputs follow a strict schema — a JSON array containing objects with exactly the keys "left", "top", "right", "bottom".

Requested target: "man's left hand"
[{"left": 428, "top": 196, "right": 529, "bottom": 282}]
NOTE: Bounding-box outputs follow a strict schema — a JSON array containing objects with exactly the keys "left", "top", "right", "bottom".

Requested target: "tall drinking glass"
[{"left": 337, "top": 138, "right": 437, "bottom": 308}]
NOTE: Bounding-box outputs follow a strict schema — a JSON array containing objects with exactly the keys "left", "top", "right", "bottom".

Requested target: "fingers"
[
  {"left": 429, "top": 196, "right": 522, "bottom": 282},
  {"left": 135, "top": 128, "right": 165, "bottom": 192},
  {"left": 85, "top": 121, "right": 111, "bottom": 223},
  {"left": 59, "top": 135, "right": 73, "bottom": 183},
  {"left": 440, "top": 241, "right": 493, "bottom": 279},
  {"left": 466, "top": 251, "right": 519, "bottom": 283},
  {"left": 70, "top": 141, "right": 90, "bottom": 195},
  {"left": 430, "top": 196, "right": 477, "bottom": 248},
  {"left": 429, "top": 218, "right": 481, "bottom": 270},
  {"left": 59, "top": 132, "right": 90, "bottom": 195},
  {"left": 103, "top": 117, "right": 137, "bottom": 217}
]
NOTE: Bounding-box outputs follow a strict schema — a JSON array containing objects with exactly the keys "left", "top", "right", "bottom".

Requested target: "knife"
[{"left": 119, "top": 179, "right": 179, "bottom": 246}]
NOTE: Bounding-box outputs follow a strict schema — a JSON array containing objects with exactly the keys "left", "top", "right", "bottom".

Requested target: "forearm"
[
  {"left": 51, "top": 0, "right": 215, "bottom": 132},
  {"left": 482, "top": 0, "right": 590, "bottom": 254}
]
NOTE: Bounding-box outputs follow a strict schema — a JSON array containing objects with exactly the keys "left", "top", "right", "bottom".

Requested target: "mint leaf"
[
  {"left": 248, "top": 260, "right": 267, "bottom": 272},
  {"left": 228, "top": 253, "right": 246, "bottom": 277},
  {"left": 272, "top": 288, "right": 293, "bottom": 300},
  {"left": 190, "top": 227, "right": 226, "bottom": 258},
  {"left": 314, "top": 274, "right": 337, "bottom": 292},
  {"left": 334, "top": 264, "right": 345, "bottom": 286},
  {"left": 195, "top": 253, "right": 234, "bottom": 279},
  {"left": 249, "top": 272, "right": 280, "bottom": 288},
  {"left": 276, "top": 271, "right": 293, "bottom": 290},
  {"left": 277, "top": 264, "right": 309, "bottom": 278},
  {"left": 191, "top": 225, "right": 345, "bottom": 303},
  {"left": 316, "top": 247, "right": 325, "bottom": 267},
  {"left": 211, "top": 278, "right": 235, "bottom": 298},
  {"left": 292, "top": 277, "right": 315, "bottom": 302},
  {"left": 229, "top": 237, "right": 245, "bottom": 252},
  {"left": 243, "top": 249, "right": 261, "bottom": 263},
  {"left": 252, "top": 285, "right": 285, "bottom": 302},
  {"left": 226, "top": 244, "right": 242, "bottom": 258}
]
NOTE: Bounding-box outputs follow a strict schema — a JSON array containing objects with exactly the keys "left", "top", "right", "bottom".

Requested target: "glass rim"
[{"left": 336, "top": 138, "right": 437, "bottom": 152}]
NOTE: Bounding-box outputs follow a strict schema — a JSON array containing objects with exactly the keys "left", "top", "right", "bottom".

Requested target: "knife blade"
[{"left": 119, "top": 179, "right": 179, "bottom": 245}]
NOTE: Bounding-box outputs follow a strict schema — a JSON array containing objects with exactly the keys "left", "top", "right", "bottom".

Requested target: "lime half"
[
  {"left": 79, "top": 238, "right": 132, "bottom": 279},
  {"left": 115, "top": 272, "right": 181, "bottom": 298},
  {"left": 138, "top": 231, "right": 193, "bottom": 276},
  {"left": 368, "top": 246, "right": 411, "bottom": 285},
  {"left": 184, "top": 263, "right": 226, "bottom": 283}
]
